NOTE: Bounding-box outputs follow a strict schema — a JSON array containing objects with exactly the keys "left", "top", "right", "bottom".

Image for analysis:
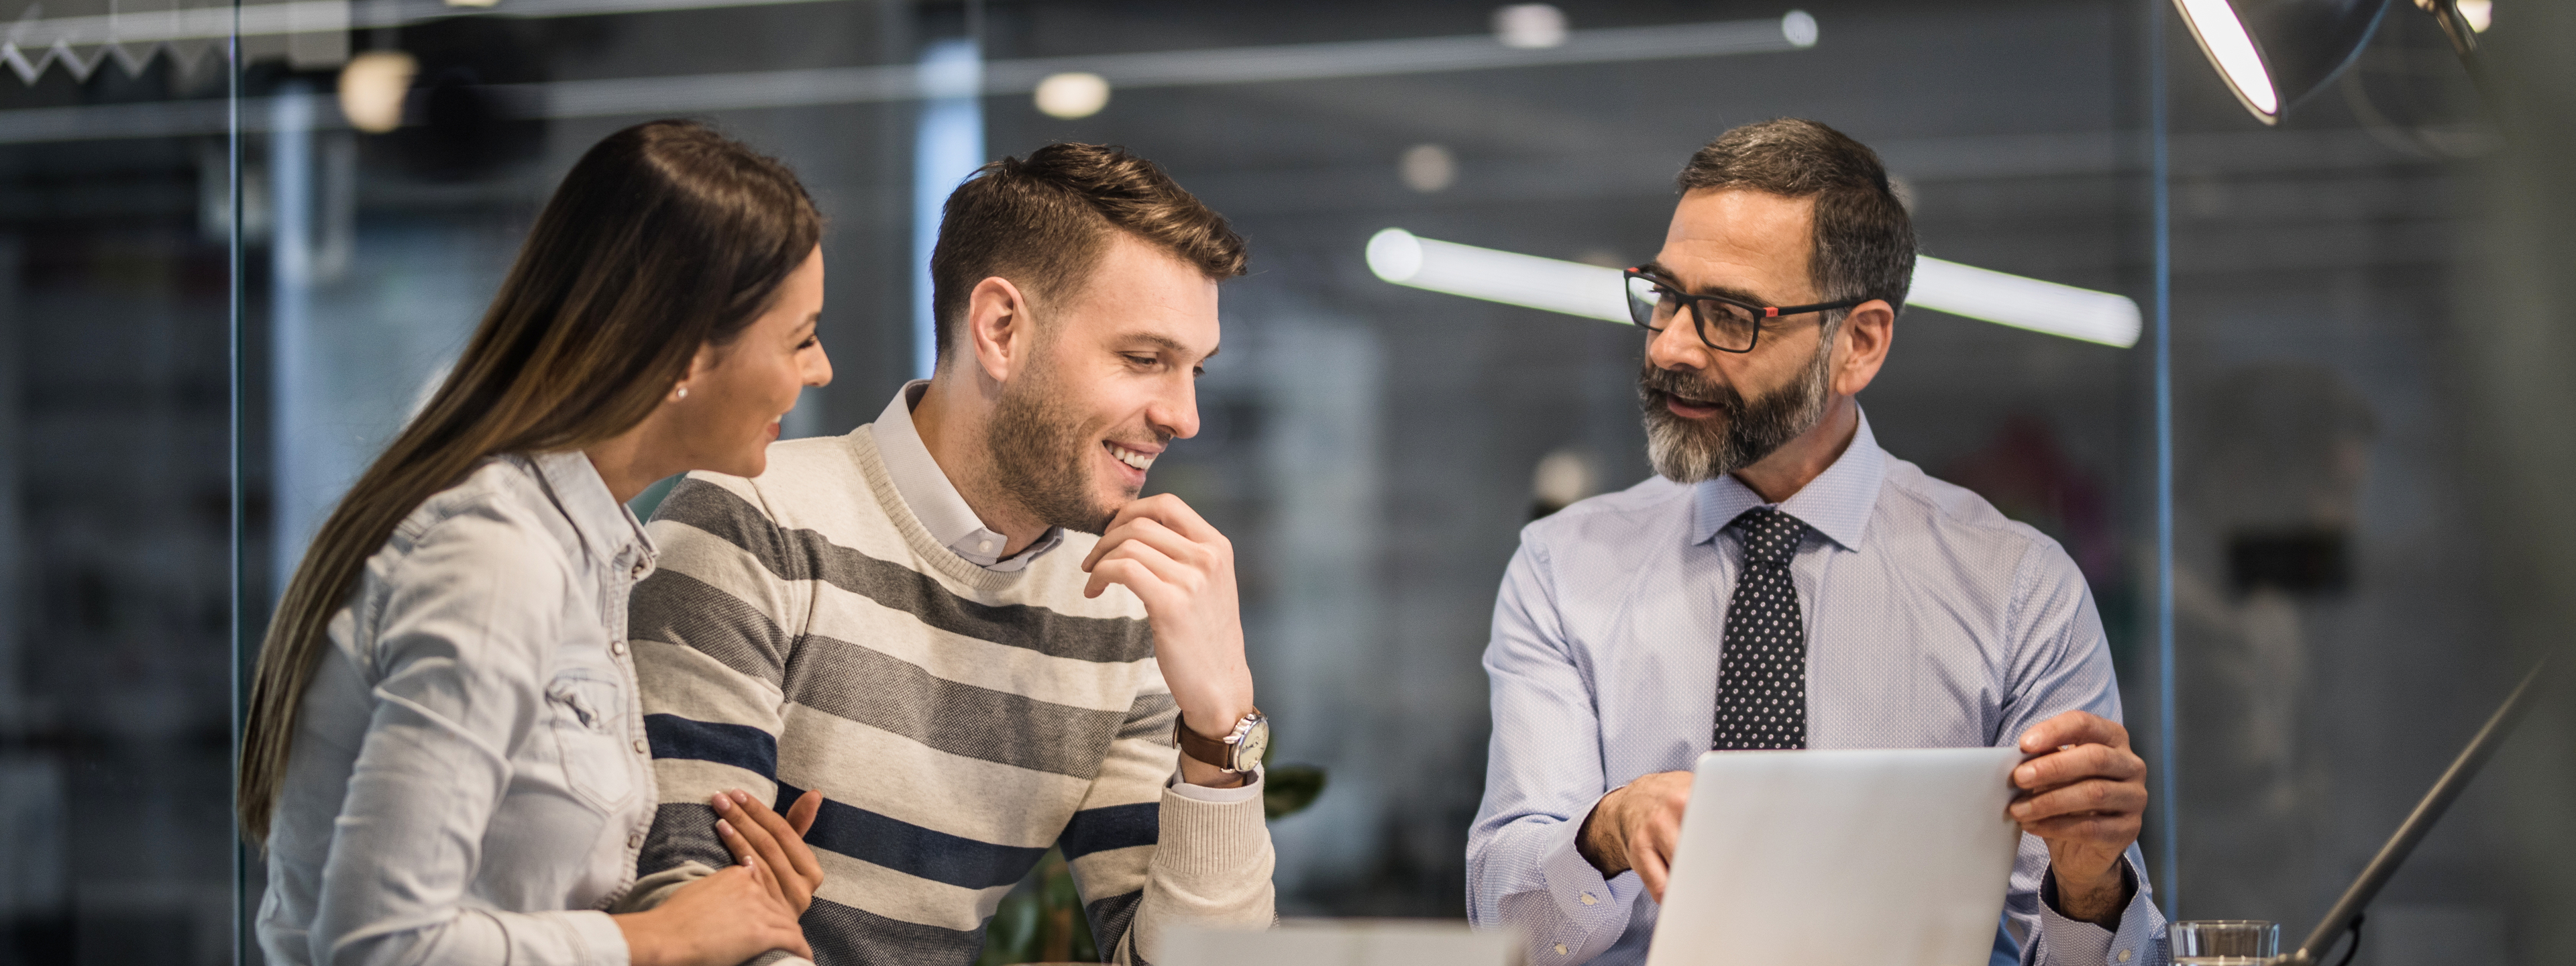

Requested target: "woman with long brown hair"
[{"left": 242, "top": 120, "right": 830, "bottom": 966}]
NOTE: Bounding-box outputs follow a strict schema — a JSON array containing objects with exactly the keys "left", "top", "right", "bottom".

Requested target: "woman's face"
[{"left": 672, "top": 245, "right": 833, "bottom": 478}]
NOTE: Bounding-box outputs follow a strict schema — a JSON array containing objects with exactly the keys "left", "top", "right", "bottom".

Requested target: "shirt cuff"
[
  {"left": 1167, "top": 763, "right": 1266, "bottom": 804},
  {"left": 2036, "top": 857, "right": 2161, "bottom": 966},
  {"left": 1517, "top": 811, "right": 1633, "bottom": 961},
  {"left": 561, "top": 909, "right": 632, "bottom": 966}
]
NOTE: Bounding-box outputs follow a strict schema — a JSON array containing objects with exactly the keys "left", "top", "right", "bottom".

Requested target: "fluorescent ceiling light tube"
[
  {"left": 1365, "top": 228, "right": 2139, "bottom": 348},
  {"left": 1908, "top": 256, "right": 2141, "bottom": 347},
  {"left": 1366, "top": 229, "right": 1629, "bottom": 322}
]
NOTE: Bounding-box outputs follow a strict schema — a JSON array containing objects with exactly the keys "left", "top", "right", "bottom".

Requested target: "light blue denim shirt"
[
  {"left": 1469, "top": 411, "right": 2166, "bottom": 966},
  {"left": 258, "top": 451, "right": 659, "bottom": 966}
]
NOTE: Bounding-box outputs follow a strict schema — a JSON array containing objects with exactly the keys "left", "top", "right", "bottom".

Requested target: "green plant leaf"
[
  {"left": 1264, "top": 763, "right": 1327, "bottom": 820},
  {"left": 974, "top": 885, "right": 1042, "bottom": 966}
]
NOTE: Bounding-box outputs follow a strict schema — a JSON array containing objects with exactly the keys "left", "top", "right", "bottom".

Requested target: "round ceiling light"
[
  {"left": 1034, "top": 72, "right": 1110, "bottom": 119},
  {"left": 337, "top": 50, "right": 419, "bottom": 133}
]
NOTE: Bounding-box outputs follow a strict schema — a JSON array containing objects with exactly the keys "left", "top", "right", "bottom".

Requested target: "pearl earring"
[{"left": 674, "top": 385, "right": 689, "bottom": 400}]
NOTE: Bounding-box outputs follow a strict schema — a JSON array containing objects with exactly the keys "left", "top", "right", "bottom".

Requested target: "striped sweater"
[{"left": 619, "top": 427, "right": 1275, "bottom": 965}]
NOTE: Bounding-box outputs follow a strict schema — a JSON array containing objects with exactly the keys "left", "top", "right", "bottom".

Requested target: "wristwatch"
[{"left": 1175, "top": 708, "right": 1269, "bottom": 774}]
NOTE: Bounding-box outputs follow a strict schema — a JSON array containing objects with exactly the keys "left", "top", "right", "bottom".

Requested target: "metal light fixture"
[{"left": 2171, "top": 0, "right": 2487, "bottom": 125}]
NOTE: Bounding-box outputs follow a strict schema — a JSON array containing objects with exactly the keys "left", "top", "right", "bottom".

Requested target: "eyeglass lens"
[{"left": 1625, "top": 275, "right": 1760, "bottom": 351}]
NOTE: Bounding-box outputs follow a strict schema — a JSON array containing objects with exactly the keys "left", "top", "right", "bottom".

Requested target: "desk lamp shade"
[{"left": 2173, "top": 0, "right": 2394, "bottom": 123}]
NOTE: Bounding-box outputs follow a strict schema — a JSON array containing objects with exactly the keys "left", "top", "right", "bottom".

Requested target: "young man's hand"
[
  {"left": 1081, "top": 493, "right": 1256, "bottom": 787},
  {"left": 2012, "top": 710, "right": 2148, "bottom": 927}
]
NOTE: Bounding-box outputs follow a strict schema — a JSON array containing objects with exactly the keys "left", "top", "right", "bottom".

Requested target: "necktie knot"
[{"left": 1729, "top": 507, "right": 1808, "bottom": 570}]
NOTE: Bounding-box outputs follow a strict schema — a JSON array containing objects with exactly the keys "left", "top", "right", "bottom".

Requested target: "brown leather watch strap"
[{"left": 1175, "top": 710, "right": 1254, "bottom": 769}]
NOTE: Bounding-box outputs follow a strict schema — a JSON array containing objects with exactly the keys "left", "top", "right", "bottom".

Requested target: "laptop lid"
[{"left": 1644, "top": 747, "right": 2025, "bottom": 966}]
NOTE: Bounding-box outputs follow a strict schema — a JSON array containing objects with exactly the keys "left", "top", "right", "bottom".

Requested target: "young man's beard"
[
  {"left": 985, "top": 356, "right": 1134, "bottom": 537},
  {"left": 1637, "top": 339, "right": 1835, "bottom": 484}
]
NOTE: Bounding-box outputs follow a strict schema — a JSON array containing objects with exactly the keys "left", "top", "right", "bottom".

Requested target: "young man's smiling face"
[{"left": 986, "top": 230, "right": 1218, "bottom": 534}]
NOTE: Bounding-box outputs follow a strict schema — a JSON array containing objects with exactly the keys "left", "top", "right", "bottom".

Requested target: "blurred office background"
[{"left": 1, "top": 0, "right": 2573, "bottom": 962}]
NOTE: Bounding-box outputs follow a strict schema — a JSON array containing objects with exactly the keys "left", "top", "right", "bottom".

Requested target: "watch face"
[{"left": 1234, "top": 719, "right": 1270, "bottom": 771}]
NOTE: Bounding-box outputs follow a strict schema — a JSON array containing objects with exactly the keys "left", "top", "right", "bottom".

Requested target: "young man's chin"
[
  {"left": 1081, "top": 486, "right": 1142, "bottom": 535},
  {"left": 1036, "top": 474, "right": 1130, "bottom": 537}
]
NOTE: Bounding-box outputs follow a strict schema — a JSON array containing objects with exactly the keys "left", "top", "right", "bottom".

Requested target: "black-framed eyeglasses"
[{"left": 1622, "top": 268, "right": 1866, "bottom": 354}]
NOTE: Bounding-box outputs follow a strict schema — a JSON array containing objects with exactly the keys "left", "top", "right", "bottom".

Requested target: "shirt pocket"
[{"left": 545, "top": 667, "right": 637, "bottom": 814}]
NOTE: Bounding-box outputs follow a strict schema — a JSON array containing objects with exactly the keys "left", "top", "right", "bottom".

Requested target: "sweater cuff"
[
  {"left": 1154, "top": 773, "right": 1274, "bottom": 884},
  {"left": 1167, "top": 763, "right": 1265, "bottom": 804},
  {"left": 612, "top": 861, "right": 716, "bottom": 914},
  {"left": 1138, "top": 777, "right": 1277, "bottom": 962}
]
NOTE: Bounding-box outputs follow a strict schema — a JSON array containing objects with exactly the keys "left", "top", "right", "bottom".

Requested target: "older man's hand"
[
  {"left": 2012, "top": 710, "right": 2148, "bottom": 926},
  {"left": 1576, "top": 771, "right": 1695, "bottom": 902}
]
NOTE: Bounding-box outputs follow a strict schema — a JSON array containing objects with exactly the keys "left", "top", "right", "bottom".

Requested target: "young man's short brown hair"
[
  {"left": 1676, "top": 118, "right": 1915, "bottom": 319},
  {"left": 929, "top": 142, "right": 1248, "bottom": 364}
]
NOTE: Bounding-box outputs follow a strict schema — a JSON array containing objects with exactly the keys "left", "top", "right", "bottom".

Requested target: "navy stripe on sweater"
[
  {"left": 737, "top": 780, "right": 1164, "bottom": 891},
  {"left": 1059, "top": 801, "right": 1159, "bottom": 861},
  {"left": 780, "top": 781, "right": 1047, "bottom": 890},
  {"left": 645, "top": 713, "right": 779, "bottom": 777},
  {"left": 645, "top": 715, "right": 1165, "bottom": 889}
]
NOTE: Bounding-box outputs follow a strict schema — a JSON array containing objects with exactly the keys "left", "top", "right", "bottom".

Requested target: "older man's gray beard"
[{"left": 1638, "top": 340, "right": 1835, "bottom": 484}]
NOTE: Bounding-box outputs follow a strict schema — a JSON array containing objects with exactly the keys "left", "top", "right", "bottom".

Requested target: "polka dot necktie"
[{"left": 1715, "top": 507, "right": 1810, "bottom": 751}]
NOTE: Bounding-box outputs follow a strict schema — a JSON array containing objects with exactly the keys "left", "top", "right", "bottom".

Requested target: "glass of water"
[{"left": 2168, "top": 920, "right": 2281, "bottom": 964}]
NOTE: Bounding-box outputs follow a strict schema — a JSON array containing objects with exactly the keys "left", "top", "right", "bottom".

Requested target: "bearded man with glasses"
[{"left": 1468, "top": 118, "right": 2167, "bottom": 966}]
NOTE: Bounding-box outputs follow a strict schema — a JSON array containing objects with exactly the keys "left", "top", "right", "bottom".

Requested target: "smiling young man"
[
  {"left": 619, "top": 144, "right": 1273, "bottom": 965},
  {"left": 1467, "top": 119, "right": 2166, "bottom": 966}
]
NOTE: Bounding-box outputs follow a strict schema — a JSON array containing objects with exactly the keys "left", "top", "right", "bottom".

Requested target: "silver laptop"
[{"left": 1644, "top": 747, "right": 2025, "bottom": 966}]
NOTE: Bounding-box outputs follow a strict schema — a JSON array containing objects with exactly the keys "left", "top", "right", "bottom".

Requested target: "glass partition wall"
[
  {"left": 0, "top": 3, "right": 241, "bottom": 960},
  {"left": 1, "top": 0, "right": 2569, "bottom": 963},
  {"left": 2157, "top": 5, "right": 2563, "bottom": 963}
]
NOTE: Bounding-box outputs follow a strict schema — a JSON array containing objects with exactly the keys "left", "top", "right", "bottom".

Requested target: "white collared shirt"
[{"left": 869, "top": 380, "right": 1066, "bottom": 572}]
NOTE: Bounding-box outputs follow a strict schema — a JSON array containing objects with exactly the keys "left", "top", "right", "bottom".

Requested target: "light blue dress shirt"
[{"left": 1469, "top": 411, "right": 2166, "bottom": 966}]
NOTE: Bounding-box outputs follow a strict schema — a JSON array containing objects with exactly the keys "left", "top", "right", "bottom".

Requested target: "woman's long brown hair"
[{"left": 237, "top": 120, "right": 820, "bottom": 843}]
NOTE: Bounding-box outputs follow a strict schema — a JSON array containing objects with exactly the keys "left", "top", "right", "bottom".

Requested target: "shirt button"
[
  {"left": 1554, "top": 944, "right": 1569, "bottom": 956},
  {"left": 1579, "top": 892, "right": 1597, "bottom": 906},
  {"left": 2117, "top": 951, "right": 2133, "bottom": 963},
  {"left": 631, "top": 739, "right": 649, "bottom": 755},
  {"left": 979, "top": 539, "right": 994, "bottom": 552},
  {"left": 609, "top": 640, "right": 627, "bottom": 656},
  {"left": 627, "top": 832, "right": 643, "bottom": 849}
]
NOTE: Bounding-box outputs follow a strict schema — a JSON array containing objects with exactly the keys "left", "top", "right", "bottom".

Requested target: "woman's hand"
[
  {"left": 713, "top": 788, "right": 825, "bottom": 914},
  {"left": 614, "top": 855, "right": 811, "bottom": 966}
]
